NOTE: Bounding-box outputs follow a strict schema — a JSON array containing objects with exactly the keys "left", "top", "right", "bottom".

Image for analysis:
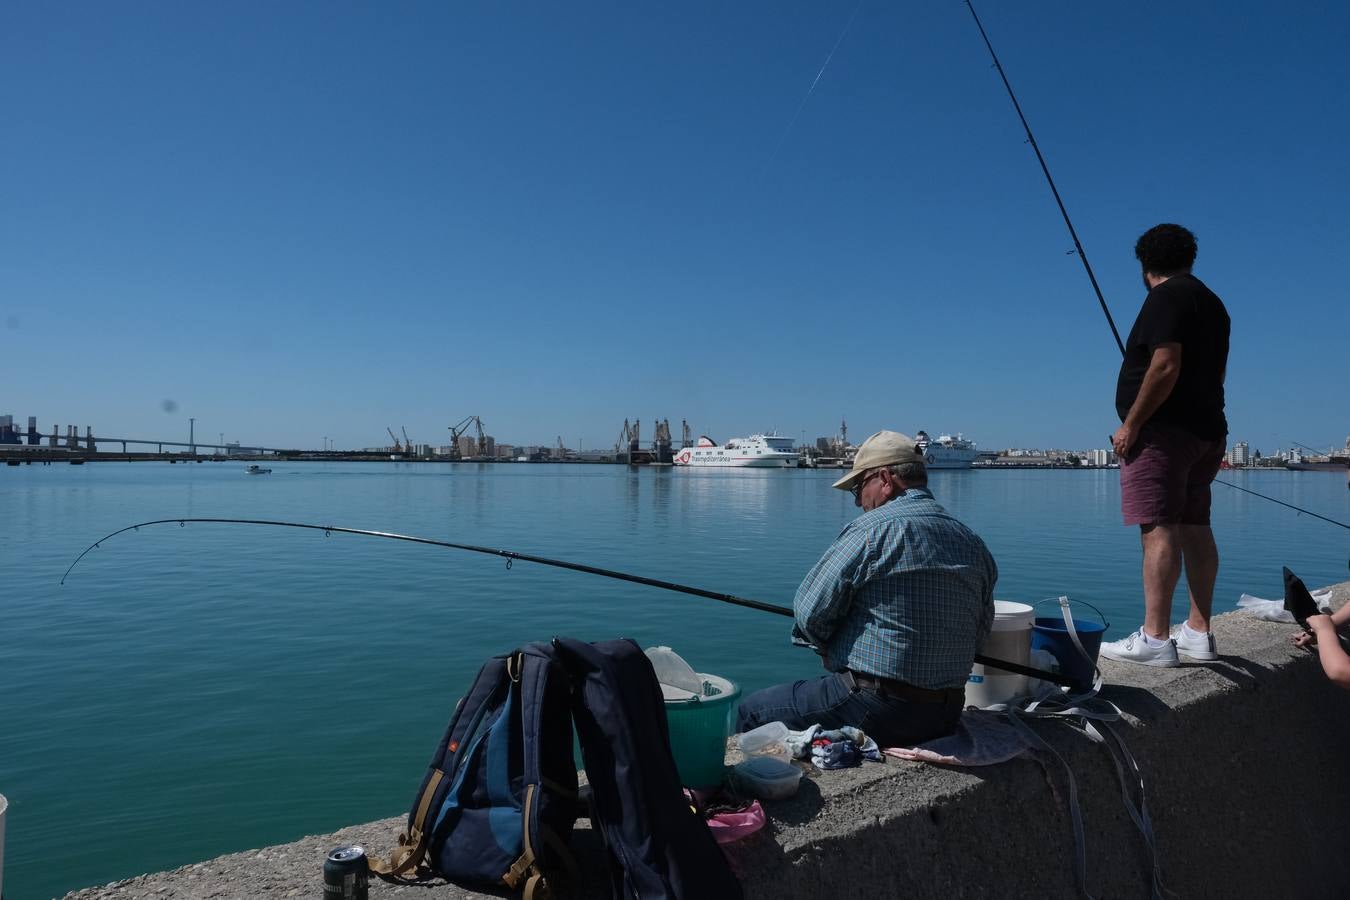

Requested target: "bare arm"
[
  {"left": 1329, "top": 603, "right": 1350, "bottom": 630},
  {"left": 1113, "top": 343, "right": 1182, "bottom": 456},
  {"left": 1309, "top": 615, "right": 1350, "bottom": 689}
]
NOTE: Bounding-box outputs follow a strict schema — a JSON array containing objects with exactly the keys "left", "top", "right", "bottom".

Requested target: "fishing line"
[
  {"left": 1207, "top": 480, "right": 1349, "bottom": 531},
  {"left": 61, "top": 517, "right": 1075, "bottom": 687},
  {"left": 966, "top": 1, "right": 1349, "bottom": 537},
  {"left": 763, "top": 0, "right": 866, "bottom": 171}
]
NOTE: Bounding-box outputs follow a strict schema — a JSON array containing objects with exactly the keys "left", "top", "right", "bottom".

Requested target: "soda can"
[{"left": 322, "top": 845, "right": 369, "bottom": 900}]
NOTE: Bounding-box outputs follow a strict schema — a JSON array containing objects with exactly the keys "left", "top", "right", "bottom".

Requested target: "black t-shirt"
[{"left": 1115, "top": 273, "right": 1230, "bottom": 440}]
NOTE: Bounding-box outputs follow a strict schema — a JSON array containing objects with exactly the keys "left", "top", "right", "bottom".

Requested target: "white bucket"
[{"left": 965, "top": 601, "right": 1035, "bottom": 708}]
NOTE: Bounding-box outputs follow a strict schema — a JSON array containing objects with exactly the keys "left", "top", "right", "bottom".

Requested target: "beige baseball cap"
[{"left": 832, "top": 430, "right": 924, "bottom": 491}]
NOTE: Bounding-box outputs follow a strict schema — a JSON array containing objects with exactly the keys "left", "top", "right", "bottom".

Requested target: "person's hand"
[
  {"left": 1294, "top": 630, "right": 1317, "bottom": 650},
  {"left": 1309, "top": 613, "right": 1336, "bottom": 637},
  {"left": 1112, "top": 424, "right": 1138, "bottom": 458}
]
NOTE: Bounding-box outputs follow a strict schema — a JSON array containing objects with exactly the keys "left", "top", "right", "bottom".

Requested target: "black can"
[{"left": 322, "top": 845, "right": 369, "bottom": 900}]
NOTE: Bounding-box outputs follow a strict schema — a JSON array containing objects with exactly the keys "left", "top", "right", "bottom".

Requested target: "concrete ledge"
[{"left": 67, "top": 584, "right": 1350, "bottom": 899}]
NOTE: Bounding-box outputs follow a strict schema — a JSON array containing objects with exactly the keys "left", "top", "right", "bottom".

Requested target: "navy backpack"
[
  {"left": 551, "top": 637, "right": 743, "bottom": 900},
  {"left": 369, "top": 643, "right": 579, "bottom": 898},
  {"left": 368, "top": 637, "right": 742, "bottom": 900}
]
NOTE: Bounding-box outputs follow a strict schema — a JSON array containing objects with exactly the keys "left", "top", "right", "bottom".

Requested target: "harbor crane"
[
  {"left": 401, "top": 427, "right": 412, "bottom": 457},
  {"left": 448, "top": 415, "right": 487, "bottom": 459},
  {"left": 386, "top": 427, "right": 402, "bottom": 454}
]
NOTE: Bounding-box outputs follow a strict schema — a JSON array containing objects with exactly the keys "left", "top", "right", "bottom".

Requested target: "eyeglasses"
[{"left": 850, "top": 468, "right": 883, "bottom": 501}]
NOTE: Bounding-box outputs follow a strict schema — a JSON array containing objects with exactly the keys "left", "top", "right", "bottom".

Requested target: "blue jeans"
[{"left": 735, "top": 673, "right": 962, "bottom": 748}]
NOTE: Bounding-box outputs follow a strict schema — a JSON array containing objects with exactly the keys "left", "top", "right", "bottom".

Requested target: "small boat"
[{"left": 245, "top": 464, "right": 272, "bottom": 475}]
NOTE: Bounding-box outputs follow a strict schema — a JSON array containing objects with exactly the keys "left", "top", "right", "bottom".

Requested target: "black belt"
[{"left": 844, "top": 670, "right": 965, "bottom": 705}]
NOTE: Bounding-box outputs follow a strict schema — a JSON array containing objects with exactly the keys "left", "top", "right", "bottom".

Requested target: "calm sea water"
[{"left": 2, "top": 461, "right": 1347, "bottom": 898}]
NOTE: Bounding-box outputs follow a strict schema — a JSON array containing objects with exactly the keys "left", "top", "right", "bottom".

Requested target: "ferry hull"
[
  {"left": 676, "top": 456, "right": 795, "bottom": 468},
  {"left": 1285, "top": 461, "right": 1349, "bottom": 472},
  {"left": 921, "top": 449, "right": 978, "bottom": 469}
]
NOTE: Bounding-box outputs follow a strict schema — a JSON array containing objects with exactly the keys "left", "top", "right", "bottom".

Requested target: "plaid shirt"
[{"left": 792, "top": 487, "right": 997, "bottom": 690}]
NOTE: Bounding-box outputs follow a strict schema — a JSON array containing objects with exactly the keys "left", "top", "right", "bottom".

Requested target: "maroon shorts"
[{"left": 1119, "top": 422, "right": 1226, "bottom": 526}]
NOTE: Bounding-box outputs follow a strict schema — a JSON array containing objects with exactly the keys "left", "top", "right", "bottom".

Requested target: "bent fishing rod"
[
  {"left": 966, "top": 1, "right": 1350, "bottom": 538},
  {"left": 61, "top": 517, "right": 1076, "bottom": 687}
]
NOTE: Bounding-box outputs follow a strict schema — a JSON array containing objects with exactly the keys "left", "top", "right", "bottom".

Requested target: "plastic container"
[
  {"left": 729, "top": 756, "right": 802, "bottom": 800},
  {"left": 736, "top": 721, "right": 789, "bottom": 756},
  {"left": 1032, "top": 599, "right": 1109, "bottom": 690},
  {"left": 645, "top": 646, "right": 703, "bottom": 699},
  {"left": 965, "top": 600, "right": 1035, "bottom": 708}
]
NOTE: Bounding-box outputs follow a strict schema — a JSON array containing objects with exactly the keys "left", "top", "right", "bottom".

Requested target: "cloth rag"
[
  {"left": 884, "top": 710, "right": 1033, "bottom": 766},
  {"left": 786, "top": 724, "right": 883, "bottom": 762},
  {"left": 812, "top": 739, "right": 860, "bottom": 769}
]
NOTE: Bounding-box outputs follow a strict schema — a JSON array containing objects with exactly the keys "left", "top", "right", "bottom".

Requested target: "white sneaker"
[
  {"left": 1172, "top": 624, "right": 1218, "bottom": 661},
  {"left": 1099, "top": 629, "right": 1180, "bottom": 668}
]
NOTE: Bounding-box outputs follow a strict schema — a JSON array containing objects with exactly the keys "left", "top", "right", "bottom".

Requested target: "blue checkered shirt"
[{"left": 792, "top": 487, "right": 997, "bottom": 690}]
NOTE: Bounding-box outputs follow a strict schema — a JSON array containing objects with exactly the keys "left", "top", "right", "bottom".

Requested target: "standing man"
[
  {"left": 735, "top": 431, "right": 997, "bottom": 747},
  {"left": 1101, "top": 224, "right": 1230, "bottom": 667}
]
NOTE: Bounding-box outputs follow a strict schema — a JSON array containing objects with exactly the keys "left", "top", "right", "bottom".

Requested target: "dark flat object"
[{"left": 1283, "top": 566, "right": 1321, "bottom": 626}]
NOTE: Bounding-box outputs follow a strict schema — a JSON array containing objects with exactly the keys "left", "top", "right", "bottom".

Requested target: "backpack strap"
[
  {"left": 503, "top": 782, "right": 581, "bottom": 900},
  {"left": 367, "top": 768, "right": 444, "bottom": 879}
]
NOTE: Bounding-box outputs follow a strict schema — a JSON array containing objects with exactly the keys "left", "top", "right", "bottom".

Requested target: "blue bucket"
[{"left": 1030, "top": 599, "right": 1109, "bottom": 689}]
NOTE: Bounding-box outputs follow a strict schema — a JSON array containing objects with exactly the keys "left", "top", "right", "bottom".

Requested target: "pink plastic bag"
[{"left": 705, "top": 800, "right": 766, "bottom": 844}]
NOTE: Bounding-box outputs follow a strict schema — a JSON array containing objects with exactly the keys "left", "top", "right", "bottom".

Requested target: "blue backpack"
[
  {"left": 369, "top": 638, "right": 742, "bottom": 900},
  {"left": 369, "top": 643, "right": 579, "bottom": 898}
]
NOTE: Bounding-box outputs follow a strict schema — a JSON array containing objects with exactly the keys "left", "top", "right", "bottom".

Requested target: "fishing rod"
[
  {"left": 965, "top": 1, "right": 1350, "bottom": 537},
  {"left": 964, "top": 0, "right": 1124, "bottom": 357},
  {"left": 61, "top": 517, "right": 1077, "bottom": 687}
]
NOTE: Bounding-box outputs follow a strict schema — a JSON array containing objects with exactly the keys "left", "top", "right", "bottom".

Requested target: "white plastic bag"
[
  {"left": 1237, "top": 590, "right": 1334, "bottom": 623},
  {"left": 1237, "top": 593, "right": 1295, "bottom": 623}
]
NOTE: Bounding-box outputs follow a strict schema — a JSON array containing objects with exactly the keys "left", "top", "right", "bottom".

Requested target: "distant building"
[
  {"left": 483, "top": 436, "right": 496, "bottom": 457},
  {"left": 1228, "top": 441, "right": 1250, "bottom": 467},
  {"left": 1085, "top": 448, "right": 1113, "bottom": 466}
]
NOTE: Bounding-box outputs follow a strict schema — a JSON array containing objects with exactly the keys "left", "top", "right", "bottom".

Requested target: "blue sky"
[{"left": 3, "top": 1, "right": 1346, "bottom": 454}]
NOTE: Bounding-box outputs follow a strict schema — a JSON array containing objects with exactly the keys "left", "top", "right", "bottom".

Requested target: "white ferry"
[
  {"left": 916, "top": 430, "right": 978, "bottom": 469},
  {"left": 673, "top": 434, "right": 797, "bottom": 468}
]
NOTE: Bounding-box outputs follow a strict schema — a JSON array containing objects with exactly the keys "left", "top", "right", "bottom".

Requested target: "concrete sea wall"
[{"left": 66, "top": 584, "right": 1350, "bottom": 899}]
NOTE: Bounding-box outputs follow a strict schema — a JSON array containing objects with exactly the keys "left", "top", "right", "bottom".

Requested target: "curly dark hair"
[{"left": 1134, "top": 223, "right": 1197, "bottom": 275}]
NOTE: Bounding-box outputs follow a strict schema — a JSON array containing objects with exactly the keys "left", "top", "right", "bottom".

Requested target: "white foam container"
[{"left": 965, "top": 600, "right": 1035, "bottom": 708}]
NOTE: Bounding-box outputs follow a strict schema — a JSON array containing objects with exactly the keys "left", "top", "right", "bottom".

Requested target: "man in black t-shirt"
[{"left": 1101, "top": 223, "right": 1230, "bottom": 668}]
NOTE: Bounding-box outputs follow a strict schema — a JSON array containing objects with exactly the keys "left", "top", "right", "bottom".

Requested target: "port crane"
[
  {"left": 386, "top": 427, "right": 402, "bottom": 454},
  {"left": 448, "top": 415, "right": 487, "bottom": 459},
  {"left": 401, "top": 427, "right": 412, "bottom": 457}
]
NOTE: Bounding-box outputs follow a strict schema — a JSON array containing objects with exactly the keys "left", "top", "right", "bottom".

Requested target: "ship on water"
[
  {"left": 1285, "top": 436, "right": 1350, "bottom": 472},
  {"left": 915, "top": 430, "right": 978, "bottom": 469},
  {"left": 673, "top": 434, "right": 797, "bottom": 468}
]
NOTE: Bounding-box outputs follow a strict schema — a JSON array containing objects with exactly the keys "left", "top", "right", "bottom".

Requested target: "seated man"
[{"left": 736, "top": 430, "right": 997, "bottom": 748}]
